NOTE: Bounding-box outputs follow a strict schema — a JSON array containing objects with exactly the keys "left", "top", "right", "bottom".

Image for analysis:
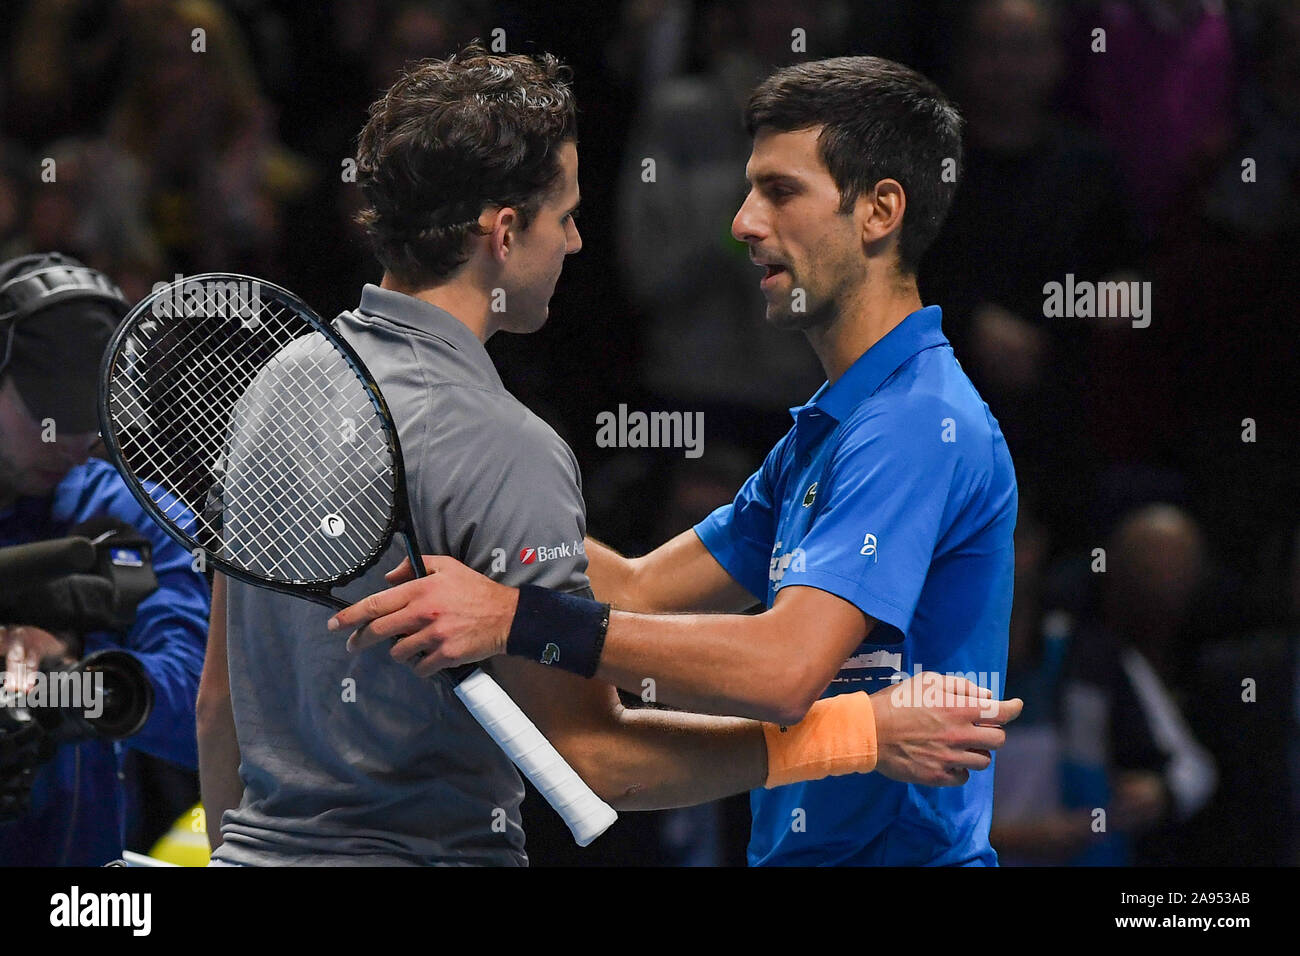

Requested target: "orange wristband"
[{"left": 761, "top": 691, "right": 878, "bottom": 788}]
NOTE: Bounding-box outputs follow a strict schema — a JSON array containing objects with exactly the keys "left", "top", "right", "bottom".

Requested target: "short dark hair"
[
  {"left": 355, "top": 42, "right": 577, "bottom": 286},
  {"left": 744, "top": 56, "right": 963, "bottom": 274}
]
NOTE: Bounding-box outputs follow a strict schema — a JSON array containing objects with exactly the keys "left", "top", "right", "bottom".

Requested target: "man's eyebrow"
[
  {"left": 745, "top": 171, "right": 803, "bottom": 188},
  {"left": 565, "top": 196, "right": 581, "bottom": 215}
]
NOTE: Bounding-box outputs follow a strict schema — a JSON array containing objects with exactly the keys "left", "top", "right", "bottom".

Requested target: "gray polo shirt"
[{"left": 211, "top": 284, "right": 590, "bottom": 866}]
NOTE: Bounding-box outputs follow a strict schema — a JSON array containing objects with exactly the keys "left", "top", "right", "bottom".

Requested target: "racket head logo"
[{"left": 320, "top": 513, "right": 347, "bottom": 537}]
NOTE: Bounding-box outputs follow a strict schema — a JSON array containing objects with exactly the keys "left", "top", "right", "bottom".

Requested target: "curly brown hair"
[{"left": 355, "top": 42, "right": 577, "bottom": 287}]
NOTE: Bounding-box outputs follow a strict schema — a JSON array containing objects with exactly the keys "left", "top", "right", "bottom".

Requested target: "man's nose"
[{"left": 732, "top": 194, "right": 765, "bottom": 244}]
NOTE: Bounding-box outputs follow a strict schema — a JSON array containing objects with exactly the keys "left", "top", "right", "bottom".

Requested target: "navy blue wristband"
[{"left": 506, "top": 585, "right": 610, "bottom": 678}]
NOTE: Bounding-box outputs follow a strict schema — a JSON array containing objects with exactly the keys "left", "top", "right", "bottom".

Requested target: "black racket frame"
[{"left": 97, "top": 273, "right": 427, "bottom": 614}]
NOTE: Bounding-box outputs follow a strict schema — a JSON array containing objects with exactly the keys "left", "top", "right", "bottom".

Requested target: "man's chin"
[
  {"left": 501, "top": 311, "right": 550, "bottom": 335},
  {"left": 525, "top": 306, "right": 550, "bottom": 333},
  {"left": 763, "top": 305, "right": 811, "bottom": 332}
]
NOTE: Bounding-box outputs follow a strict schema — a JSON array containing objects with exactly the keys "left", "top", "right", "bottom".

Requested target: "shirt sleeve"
[
  {"left": 692, "top": 436, "right": 790, "bottom": 603},
  {"left": 412, "top": 391, "right": 591, "bottom": 595},
  {"left": 775, "top": 403, "right": 962, "bottom": 637},
  {"left": 82, "top": 471, "right": 210, "bottom": 770}
]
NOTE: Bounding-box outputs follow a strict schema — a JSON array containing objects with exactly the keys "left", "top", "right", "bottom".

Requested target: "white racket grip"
[{"left": 455, "top": 667, "right": 618, "bottom": 847}]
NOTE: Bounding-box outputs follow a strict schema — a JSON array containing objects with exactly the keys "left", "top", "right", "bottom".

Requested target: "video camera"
[{"left": 0, "top": 517, "right": 158, "bottom": 821}]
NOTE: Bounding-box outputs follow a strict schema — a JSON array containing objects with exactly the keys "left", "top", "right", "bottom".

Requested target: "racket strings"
[
  {"left": 120, "top": 307, "right": 391, "bottom": 579},
  {"left": 222, "top": 321, "right": 397, "bottom": 581},
  {"left": 221, "top": 338, "right": 392, "bottom": 580},
  {"left": 106, "top": 282, "right": 398, "bottom": 585}
]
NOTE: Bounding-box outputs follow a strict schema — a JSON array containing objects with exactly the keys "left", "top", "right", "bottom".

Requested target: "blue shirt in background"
[
  {"left": 695, "top": 305, "right": 1017, "bottom": 866},
  {"left": 0, "top": 458, "right": 208, "bottom": 866}
]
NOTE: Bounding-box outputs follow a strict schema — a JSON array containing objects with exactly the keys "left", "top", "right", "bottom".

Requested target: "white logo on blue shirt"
[
  {"left": 859, "top": 533, "right": 878, "bottom": 560},
  {"left": 768, "top": 542, "right": 806, "bottom": 585}
]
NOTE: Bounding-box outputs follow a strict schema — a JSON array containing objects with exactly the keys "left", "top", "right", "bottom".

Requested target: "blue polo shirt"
[{"left": 694, "top": 305, "right": 1017, "bottom": 866}]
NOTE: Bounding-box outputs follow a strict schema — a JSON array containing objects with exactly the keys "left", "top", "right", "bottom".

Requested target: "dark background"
[{"left": 1, "top": 0, "right": 1296, "bottom": 866}]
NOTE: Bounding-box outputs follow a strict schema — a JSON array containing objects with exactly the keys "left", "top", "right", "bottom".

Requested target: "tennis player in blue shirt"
[{"left": 334, "top": 56, "right": 1018, "bottom": 866}]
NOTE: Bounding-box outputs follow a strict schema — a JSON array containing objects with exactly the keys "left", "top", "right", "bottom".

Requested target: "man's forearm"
[
  {"left": 197, "top": 573, "right": 241, "bottom": 851},
  {"left": 594, "top": 609, "right": 818, "bottom": 724},
  {"left": 583, "top": 532, "right": 758, "bottom": 614},
  {"left": 550, "top": 673, "right": 1013, "bottom": 805},
  {"left": 584, "top": 537, "right": 639, "bottom": 608},
  {"left": 558, "top": 689, "right": 881, "bottom": 810},
  {"left": 589, "top": 705, "right": 767, "bottom": 810},
  {"left": 196, "top": 699, "right": 242, "bottom": 851},
  {"left": 486, "top": 655, "right": 769, "bottom": 810},
  {"left": 332, "top": 555, "right": 852, "bottom": 722}
]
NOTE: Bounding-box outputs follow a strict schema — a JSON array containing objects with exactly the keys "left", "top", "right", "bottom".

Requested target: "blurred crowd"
[{"left": 1, "top": 0, "right": 1295, "bottom": 865}]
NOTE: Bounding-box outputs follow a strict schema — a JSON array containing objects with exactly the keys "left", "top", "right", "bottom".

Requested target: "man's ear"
[
  {"left": 860, "top": 179, "right": 906, "bottom": 244},
  {"left": 860, "top": 179, "right": 907, "bottom": 262},
  {"left": 482, "top": 206, "right": 519, "bottom": 264}
]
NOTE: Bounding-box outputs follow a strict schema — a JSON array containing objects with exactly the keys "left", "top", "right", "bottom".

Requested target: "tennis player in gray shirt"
[{"left": 197, "top": 43, "right": 1021, "bottom": 866}]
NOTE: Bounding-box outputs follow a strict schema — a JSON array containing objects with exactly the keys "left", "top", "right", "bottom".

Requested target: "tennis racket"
[{"left": 97, "top": 273, "right": 617, "bottom": 847}]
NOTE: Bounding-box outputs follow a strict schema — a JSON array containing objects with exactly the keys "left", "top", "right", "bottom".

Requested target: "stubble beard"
[{"left": 764, "top": 282, "right": 838, "bottom": 334}]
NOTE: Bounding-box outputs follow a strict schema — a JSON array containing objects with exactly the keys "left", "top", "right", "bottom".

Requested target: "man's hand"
[
  {"left": 1, "top": 624, "right": 76, "bottom": 695},
  {"left": 328, "top": 556, "right": 519, "bottom": 677},
  {"left": 870, "top": 672, "right": 1023, "bottom": 786}
]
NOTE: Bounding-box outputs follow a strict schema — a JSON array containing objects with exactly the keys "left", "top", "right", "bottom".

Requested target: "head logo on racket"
[{"left": 320, "top": 514, "right": 347, "bottom": 537}]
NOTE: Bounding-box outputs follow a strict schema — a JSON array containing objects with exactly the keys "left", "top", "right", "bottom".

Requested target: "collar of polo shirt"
[
  {"left": 790, "top": 305, "right": 948, "bottom": 425},
  {"left": 355, "top": 283, "right": 502, "bottom": 386}
]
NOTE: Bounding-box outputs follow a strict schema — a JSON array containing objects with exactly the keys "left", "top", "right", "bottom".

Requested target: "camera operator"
[{"left": 0, "top": 252, "right": 209, "bottom": 866}]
